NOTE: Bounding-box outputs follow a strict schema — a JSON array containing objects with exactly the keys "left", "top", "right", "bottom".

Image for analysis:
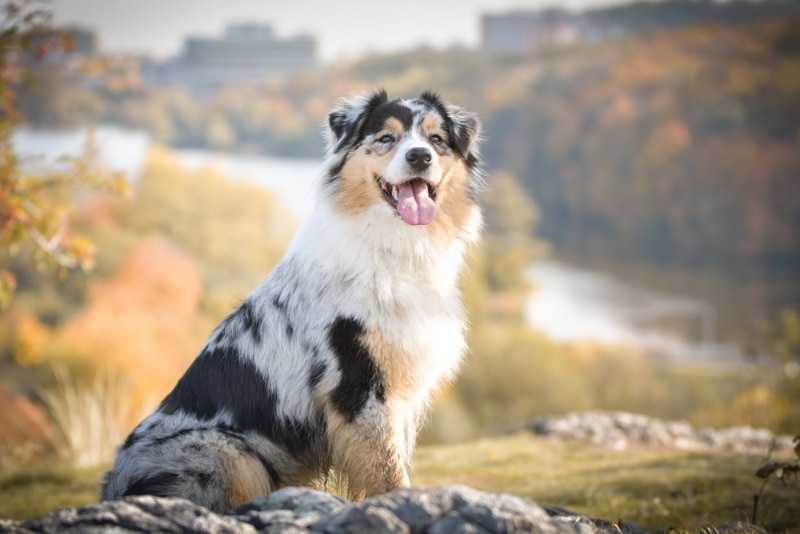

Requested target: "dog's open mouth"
[{"left": 377, "top": 177, "right": 439, "bottom": 226}]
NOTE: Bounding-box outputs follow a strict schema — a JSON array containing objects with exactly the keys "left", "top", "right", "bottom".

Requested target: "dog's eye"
[
  {"left": 429, "top": 134, "right": 444, "bottom": 145},
  {"left": 377, "top": 134, "right": 395, "bottom": 144}
]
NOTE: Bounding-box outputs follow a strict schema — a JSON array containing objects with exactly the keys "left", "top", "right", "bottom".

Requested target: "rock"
[
  {"left": 0, "top": 485, "right": 651, "bottom": 534},
  {"left": 530, "top": 411, "right": 793, "bottom": 456},
  {"left": 0, "top": 495, "right": 254, "bottom": 533},
  {"left": 0, "top": 485, "right": 770, "bottom": 533},
  {"left": 715, "top": 522, "right": 769, "bottom": 534}
]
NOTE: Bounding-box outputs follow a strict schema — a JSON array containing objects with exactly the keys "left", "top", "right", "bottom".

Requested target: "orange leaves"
[
  {"left": 12, "top": 310, "right": 49, "bottom": 366},
  {"left": 51, "top": 236, "right": 205, "bottom": 423},
  {"left": 0, "top": 384, "right": 52, "bottom": 467},
  {"left": 91, "top": 235, "right": 202, "bottom": 317},
  {"left": 598, "top": 94, "right": 637, "bottom": 127},
  {"left": 643, "top": 119, "right": 693, "bottom": 166}
]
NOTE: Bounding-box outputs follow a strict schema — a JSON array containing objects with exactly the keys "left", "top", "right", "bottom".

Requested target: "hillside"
[{"left": 21, "top": 8, "right": 800, "bottom": 339}]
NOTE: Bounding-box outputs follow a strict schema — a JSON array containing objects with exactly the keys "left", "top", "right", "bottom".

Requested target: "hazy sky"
[{"left": 52, "top": 0, "right": 631, "bottom": 61}]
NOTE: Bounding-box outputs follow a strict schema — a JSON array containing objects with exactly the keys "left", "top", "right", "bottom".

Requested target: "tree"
[
  {"left": 481, "top": 171, "right": 550, "bottom": 293},
  {"left": 0, "top": 1, "right": 126, "bottom": 308}
]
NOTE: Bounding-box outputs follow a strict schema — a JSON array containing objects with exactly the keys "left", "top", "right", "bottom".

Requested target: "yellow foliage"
[
  {"left": 50, "top": 236, "right": 207, "bottom": 425},
  {"left": 0, "top": 384, "right": 53, "bottom": 467},
  {"left": 456, "top": 323, "right": 591, "bottom": 435},
  {"left": 13, "top": 311, "right": 50, "bottom": 367}
]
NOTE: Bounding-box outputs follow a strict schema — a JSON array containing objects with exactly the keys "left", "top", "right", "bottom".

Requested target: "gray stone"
[
  {"left": 715, "top": 521, "right": 769, "bottom": 534},
  {"left": 234, "top": 486, "right": 347, "bottom": 516},
  {"left": 529, "top": 411, "right": 793, "bottom": 456},
  {"left": 0, "top": 484, "right": 768, "bottom": 534},
  {"left": 316, "top": 504, "right": 409, "bottom": 534},
  {"left": 6, "top": 496, "right": 255, "bottom": 533}
]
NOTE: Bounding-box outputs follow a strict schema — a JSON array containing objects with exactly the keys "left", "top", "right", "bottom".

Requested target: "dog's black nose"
[{"left": 406, "top": 147, "right": 432, "bottom": 171}]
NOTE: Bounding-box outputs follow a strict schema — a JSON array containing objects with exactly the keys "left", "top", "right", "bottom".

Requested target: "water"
[
  {"left": 12, "top": 127, "right": 737, "bottom": 361},
  {"left": 172, "top": 149, "right": 321, "bottom": 217},
  {"left": 12, "top": 126, "right": 151, "bottom": 179},
  {"left": 526, "top": 261, "right": 745, "bottom": 362},
  {"left": 12, "top": 127, "right": 322, "bottom": 218}
]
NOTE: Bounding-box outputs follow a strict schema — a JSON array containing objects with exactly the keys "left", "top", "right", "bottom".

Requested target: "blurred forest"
[
  {"left": 19, "top": 8, "right": 800, "bottom": 336},
  {"left": 1, "top": 0, "right": 799, "bottom": 473}
]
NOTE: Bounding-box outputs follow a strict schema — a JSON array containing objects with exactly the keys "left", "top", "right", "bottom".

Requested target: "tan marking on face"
[
  {"left": 422, "top": 114, "right": 442, "bottom": 135},
  {"left": 383, "top": 117, "right": 405, "bottom": 134},
  {"left": 334, "top": 115, "right": 413, "bottom": 216},
  {"left": 335, "top": 149, "right": 389, "bottom": 216},
  {"left": 426, "top": 160, "right": 477, "bottom": 241},
  {"left": 228, "top": 451, "right": 272, "bottom": 508}
]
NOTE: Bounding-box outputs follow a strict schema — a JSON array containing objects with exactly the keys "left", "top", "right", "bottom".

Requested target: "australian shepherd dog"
[{"left": 101, "top": 90, "right": 483, "bottom": 513}]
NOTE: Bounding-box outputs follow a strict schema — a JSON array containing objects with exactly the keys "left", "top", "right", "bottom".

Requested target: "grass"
[
  {"left": 1, "top": 433, "right": 797, "bottom": 532},
  {"left": 413, "top": 433, "right": 800, "bottom": 533},
  {"left": 0, "top": 462, "right": 108, "bottom": 521},
  {"left": 40, "top": 366, "right": 130, "bottom": 468}
]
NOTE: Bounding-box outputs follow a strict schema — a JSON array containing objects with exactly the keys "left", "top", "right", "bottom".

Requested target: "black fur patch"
[
  {"left": 329, "top": 89, "right": 388, "bottom": 153},
  {"left": 272, "top": 295, "right": 294, "bottom": 340},
  {"left": 308, "top": 360, "right": 327, "bottom": 389},
  {"left": 158, "top": 346, "right": 321, "bottom": 457},
  {"left": 153, "top": 427, "right": 200, "bottom": 446},
  {"left": 418, "top": 91, "right": 448, "bottom": 119},
  {"left": 122, "top": 472, "right": 180, "bottom": 498},
  {"left": 327, "top": 316, "right": 386, "bottom": 422},
  {"left": 361, "top": 101, "right": 414, "bottom": 138},
  {"left": 238, "top": 300, "right": 262, "bottom": 344},
  {"left": 184, "top": 469, "right": 213, "bottom": 489},
  {"left": 120, "top": 424, "right": 143, "bottom": 450},
  {"left": 325, "top": 154, "right": 349, "bottom": 184},
  {"left": 158, "top": 345, "right": 255, "bottom": 420}
]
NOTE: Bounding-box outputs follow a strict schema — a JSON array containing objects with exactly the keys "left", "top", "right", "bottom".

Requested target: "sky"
[{"left": 52, "top": 0, "right": 632, "bottom": 62}]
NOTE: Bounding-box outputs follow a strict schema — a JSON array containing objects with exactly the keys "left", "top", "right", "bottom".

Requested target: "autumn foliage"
[
  {"left": 52, "top": 236, "right": 204, "bottom": 419},
  {"left": 1, "top": 149, "right": 293, "bottom": 464}
]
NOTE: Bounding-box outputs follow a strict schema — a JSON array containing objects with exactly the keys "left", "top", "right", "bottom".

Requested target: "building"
[
  {"left": 482, "top": 1, "right": 800, "bottom": 53},
  {"left": 65, "top": 26, "right": 97, "bottom": 56},
  {"left": 145, "top": 23, "right": 317, "bottom": 94},
  {"left": 482, "top": 10, "right": 586, "bottom": 53}
]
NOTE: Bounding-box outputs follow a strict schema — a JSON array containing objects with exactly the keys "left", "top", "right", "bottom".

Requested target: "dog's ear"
[
  {"left": 447, "top": 105, "right": 482, "bottom": 163},
  {"left": 327, "top": 89, "right": 388, "bottom": 154}
]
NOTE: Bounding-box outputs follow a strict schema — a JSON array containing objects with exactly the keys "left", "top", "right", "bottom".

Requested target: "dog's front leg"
[{"left": 326, "top": 401, "right": 410, "bottom": 499}]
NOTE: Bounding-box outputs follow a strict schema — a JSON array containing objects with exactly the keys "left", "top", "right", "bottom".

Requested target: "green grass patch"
[
  {"left": 0, "top": 462, "right": 108, "bottom": 521},
  {"left": 412, "top": 433, "right": 800, "bottom": 533}
]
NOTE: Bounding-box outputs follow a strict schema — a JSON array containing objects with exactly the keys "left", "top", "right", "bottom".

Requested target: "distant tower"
[
  {"left": 146, "top": 23, "right": 317, "bottom": 95},
  {"left": 65, "top": 26, "right": 97, "bottom": 56},
  {"left": 482, "top": 10, "right": 583, "bottom": 52}
]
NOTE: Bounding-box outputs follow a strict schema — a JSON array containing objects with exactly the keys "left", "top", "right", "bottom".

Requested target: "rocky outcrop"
[
  {"left": 3, "top": 413, "right": 786, "bottom": 533},
  {"left": 0, "top": 485, "right": 766, "bottom": 534},
  {"left": 530, "top": 411, "right": 794, "bottom": 455}
]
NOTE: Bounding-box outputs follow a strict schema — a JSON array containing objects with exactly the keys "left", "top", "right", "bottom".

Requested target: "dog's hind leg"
[{"left": 103, "top": 427, "right": 275, "bottom": 513}]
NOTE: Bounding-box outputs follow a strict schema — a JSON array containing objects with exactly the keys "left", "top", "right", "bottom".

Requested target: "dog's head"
[{"left": 323, "top": 90, "right": 483, "bottom": 235}]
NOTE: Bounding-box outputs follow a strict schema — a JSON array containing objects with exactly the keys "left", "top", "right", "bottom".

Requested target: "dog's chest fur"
[{"left": 260, "top": 200, "right": 475, "bottom": 413}]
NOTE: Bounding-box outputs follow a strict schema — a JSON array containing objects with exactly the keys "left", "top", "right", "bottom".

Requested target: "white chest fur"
[{"left": 286, "top": 201, "right": 480, "bottom": 397}]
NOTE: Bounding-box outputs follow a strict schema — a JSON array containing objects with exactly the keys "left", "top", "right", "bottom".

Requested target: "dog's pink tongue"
[{"left": 396, "top": 180, "right": 436, "bottom": 225}]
